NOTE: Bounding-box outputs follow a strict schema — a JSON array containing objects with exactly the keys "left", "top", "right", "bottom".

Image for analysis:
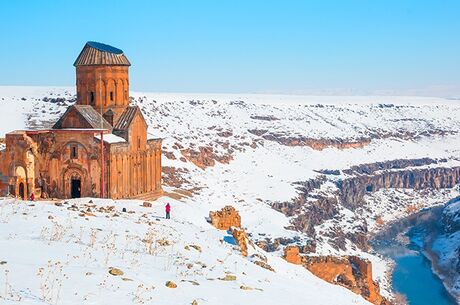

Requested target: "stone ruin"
[
  {"left": 283, "top": 246, "right": 390, "bottom": 305},
  {"left": 209, "top": 205, "right": 241, "bottom": 230}
]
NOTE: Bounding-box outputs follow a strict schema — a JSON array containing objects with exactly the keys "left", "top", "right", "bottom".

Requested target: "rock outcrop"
[
  {"left": 248, "top": 129, "right": 371, "bottom": 150},
  {"left": 181, "top": 146, "right": 233, "bottom": 169},
  {"left": 209, "top": 206, "right": 241, "bottom": 230},
  {"left": 302, "top": 256, "right": 390, "bottom": 305},
  {"left": 231, "top": 227, "right": 248, "bottom": 256},
  {"left": 283, "top": 248, "right": 390, "bottom": 305},
  {"left": 338, "top": 164, "right": 460, "bottom": 209},
  {"left": 272, "top": 158, "right": 460, "bottom": 251},
  {"left": 283, "top": 246, "right": 302, "bottom": 265}
]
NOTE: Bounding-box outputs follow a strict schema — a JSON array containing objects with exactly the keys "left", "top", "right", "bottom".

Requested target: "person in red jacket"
[
  {"left": 165, "top": 203, "right": 171, "bottom": 219},
  {"left": 29, "top": 193, "right": 35, "bottom": 201}
]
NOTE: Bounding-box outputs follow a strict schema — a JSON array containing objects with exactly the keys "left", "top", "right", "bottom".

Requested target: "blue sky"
[{"left": 1, "top": 0, "right": 459, "bottom": 96}]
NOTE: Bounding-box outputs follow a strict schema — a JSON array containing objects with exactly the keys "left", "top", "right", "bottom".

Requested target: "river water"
[{"left": 372, "top": 207, "right": 458, "bottom": 305}]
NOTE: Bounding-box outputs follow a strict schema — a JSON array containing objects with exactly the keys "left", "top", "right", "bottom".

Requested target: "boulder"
[
  {"left": 283, "top": 246, "right": 302, "bottom": 265},
  {"left": 108, "top": 267, "right": 124, "bottom": 276},
  {"left": 165, "top": 281, "right": 177, "bottom": 288}
]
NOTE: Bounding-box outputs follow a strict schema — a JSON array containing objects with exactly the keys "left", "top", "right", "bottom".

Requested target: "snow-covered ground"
[
  {"left": 0, "top": 198, "right": 370, "bottom": 305},
  {"left": 1, "top": 86, "right": 460, "bottom": 304},
  {"left": 432, "top": 199, "right": 460, "bottom": 299}
]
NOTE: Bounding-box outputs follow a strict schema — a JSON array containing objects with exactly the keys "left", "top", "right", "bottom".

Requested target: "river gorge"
[{"left": 372, "top": 203, "right": 460, "bottom": 305}]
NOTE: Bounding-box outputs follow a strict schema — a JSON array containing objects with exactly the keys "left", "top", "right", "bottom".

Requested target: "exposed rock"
[
  {"left": 185, "top": 244, "right": 202, "bottom": 252},
  {"left": 301, "top": 255, "right": 390, "bottom": 305},
  {"left": 250, "top": 115, "right": 279, "bottom": 121},
  {"left": 143, "top": 202, "right": 152, "bottom": 208},
  {"left": 217, "top": 130, "right": 233, "bottom": 137},
  {"left": 209, "top": 206, "right": 241, "bottom": 230},
  {"left": 248, "top": 129, "right": 371, "bottom": 150},
  {"left": 338, "top": 164, "right": 460, "bottom": 209},
  {"left": 181, "top": 146, "right": 233, "bottom": 169},
  {"left": 253, "top": 260, "right": 275, "bottom": 272},
  {"left": 272, "top": 158, "right": 460, "bottom": 254},
  {"left": 283, "top": 251, "right": 390, "bottom": 305},
  {"left": 163, "top": 151, "right": 176, "bottom": 160},
  {"left": 108, "top": 267, "right": 124, "bottom": 276},
  {"left": 162, "top": 166, "right": 190, "bottom": 188},
  {"left": 219, "top": 274, "right": 237, "bottom": 281},
  {"left": 231, "top": 227, "right": 248, "bottom": 256},
  {"left": 283, "top": 246, "right": 302, "bottom": 265},
  {"left": 165, "top": 281, "right": 177, "bottom": 288}
]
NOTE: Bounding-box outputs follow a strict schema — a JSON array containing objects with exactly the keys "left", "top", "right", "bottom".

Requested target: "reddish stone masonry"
[{"left": 283, "top": 246, "right": 391, "bottom": 305}]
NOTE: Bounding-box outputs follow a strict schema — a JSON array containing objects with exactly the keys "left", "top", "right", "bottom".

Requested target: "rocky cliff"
[
  {"left": 271, "top": 158, "right": 460, "bottom": 252},
  {"left": 283, "top": 247, "right": 391, "bottom": 305},
  {"left": 339, "top": 160, "right": 460, "bottom": 209}
]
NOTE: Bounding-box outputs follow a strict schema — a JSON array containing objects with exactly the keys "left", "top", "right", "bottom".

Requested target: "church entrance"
[
  {"left": 18, "top": 182, "right": 25, "bottom": 200},
  {"left": 71, "top": 178, "right": 81, "bottom": 198}
]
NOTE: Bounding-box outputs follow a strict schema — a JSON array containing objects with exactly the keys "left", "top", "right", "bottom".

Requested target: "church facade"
[{"left": 0, "top": 41, "right": 162, "bottom": 200}]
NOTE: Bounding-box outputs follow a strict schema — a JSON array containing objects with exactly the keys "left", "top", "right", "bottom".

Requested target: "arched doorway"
[
  {"left": 71, "top": 178, "right": 81, "bottom": 198},
  {"left": 63, "top": 166, "right": 87, "bottom": 199},
  {"left": 18, "top": 182, "right": 25, "bottom": 200}
]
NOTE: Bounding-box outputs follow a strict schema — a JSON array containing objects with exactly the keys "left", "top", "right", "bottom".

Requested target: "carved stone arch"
[
  {"left": 59, "top": 141, "right": 89, "bottom": 161},
  {"left": 116, "top": 79, "right": 124, "bottom": 105},
  {"left": 104, "top": 78, "right": 115, "bottom": 106},
  {"left": 62, "top": 165, "right": 89, "bottom": 198}
]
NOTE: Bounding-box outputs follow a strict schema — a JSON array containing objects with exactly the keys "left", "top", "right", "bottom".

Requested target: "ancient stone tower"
[
  {"left": 0, "top": 41, "right": 163, "bottom": 200},
  {"left": 74, "top": 41, "right": 131, "bottom": 124}
]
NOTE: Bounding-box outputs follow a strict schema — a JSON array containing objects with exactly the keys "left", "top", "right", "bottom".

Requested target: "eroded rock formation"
[
  {"left": 181, "top": 146, "right": 233, "bottom": 169},
  {"left": 231, "top": 227, "right": 248, "bottom": 257},
  {"left": 338, "top": 164, "right": 460, "bottom": 209},
  {"left": 248, "top": 129, "right": 371, "bottom": 150},
  {"left": 283, "top": 246, "right": 302, "bottom": 264}
]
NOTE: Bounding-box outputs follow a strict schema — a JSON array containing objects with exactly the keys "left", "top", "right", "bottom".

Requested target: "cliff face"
[
  {"left": 339, "top": 165, "right": 460, "bottom": 210},
  {"left": 248, "top": 129, "right": 372, "bottom": 150},
  {"left": 271, "top": 158, "right": 460, "bottom": 253}
]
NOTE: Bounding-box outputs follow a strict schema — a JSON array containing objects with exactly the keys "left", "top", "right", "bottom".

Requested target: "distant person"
[
  {"left": 165, "top": 203, "right": 171, "bottom": 219},
  {"left": 29, "top": 193, "right": 35, "bottom": 201}
]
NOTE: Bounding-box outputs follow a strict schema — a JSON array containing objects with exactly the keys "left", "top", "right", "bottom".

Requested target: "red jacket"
[{"left": 165, "top": 204, "right": 171, "bottom": 213}]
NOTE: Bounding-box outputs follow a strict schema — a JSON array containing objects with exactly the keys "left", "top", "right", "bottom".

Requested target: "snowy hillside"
[
  {"left": 0, "top": 198, "right": 370, "bottom": 305},
  {"left": 1, "top": 86, "right": 460, "bottom": 304}
]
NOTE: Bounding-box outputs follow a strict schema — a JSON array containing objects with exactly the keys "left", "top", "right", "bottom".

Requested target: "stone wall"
[
  {"left": 209, "top": 206, "right": 241, "bottom": 230},
  {"left": 283, "top": 246, "right": 390, "bottom": 305}
]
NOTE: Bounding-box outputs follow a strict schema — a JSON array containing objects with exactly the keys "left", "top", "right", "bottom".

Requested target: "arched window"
[
  {"left": 110, "top": 91, "right": 114, "bottom": 101},
  {"left": 89, "top": 92, "right": 95, "bottom": 105},
  {"left": 70, "top": 145, "right": 78, "bottom": 159}
]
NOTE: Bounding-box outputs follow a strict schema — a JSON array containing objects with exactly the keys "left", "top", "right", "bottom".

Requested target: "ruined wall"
[
  {"left": 209, "top": 206, "right": 241, "bottom": 230},
  {"left": 283, "top": 247, "right": 390, "bottom": 305}
]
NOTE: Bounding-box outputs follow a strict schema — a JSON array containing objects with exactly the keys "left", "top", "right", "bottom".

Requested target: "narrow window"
[
  {"left": 70, "top": 145, "right": 78, "bottom": 159},
  {"left": 137, "top": 138, "right": 141, "bottom": 149},
  {"left": 110, "top": 91, "right": 114, "bottom": 101},
  {"left": 90, "top": 92, "right": 94, "bottom": 105}
]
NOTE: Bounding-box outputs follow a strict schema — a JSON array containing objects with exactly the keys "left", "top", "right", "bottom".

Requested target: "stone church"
[{"left": 0, "top": 41, "right": 162, "bottom": 200}]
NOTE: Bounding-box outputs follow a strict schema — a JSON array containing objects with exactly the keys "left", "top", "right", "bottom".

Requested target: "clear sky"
[{"left": 1, "top": 0, "right": 459, "bottom": 96}]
